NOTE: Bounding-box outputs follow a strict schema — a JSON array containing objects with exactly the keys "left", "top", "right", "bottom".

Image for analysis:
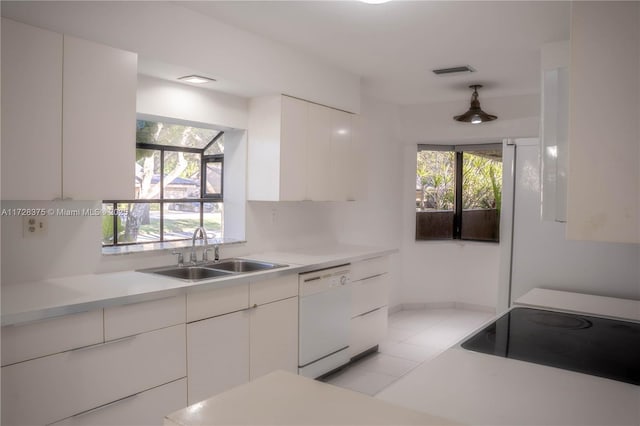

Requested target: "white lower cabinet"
[
  {"left": 186, "top": 274, "right": 299, "bottom": 404},
  {"left": 186, "top": 310, "right": 250, "bottom": 405},
  {"left": 1, "top": 309, "right": 103, "bottom": 367},
  {"left": 349, "top": 307, "right": 388, "bottom": 358},
  {"left": 50, "top": 378, "right": 187, "bottom": 426},
  {"left": 349, "top": 256, "right": 390, "bottom": 359},
  {"left": 2, "top": 324, "right": 186, "bottom": 426},
  {"left": 249, "top": 296, "right": 298, "bottom": 380},
  {"left": 351, "top": 273, "right": 389, "bottom": 318}
]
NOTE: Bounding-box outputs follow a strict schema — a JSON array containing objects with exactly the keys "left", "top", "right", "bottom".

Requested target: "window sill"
[{"left": 101, "top": 238, "right": 246, "bottom": 256}]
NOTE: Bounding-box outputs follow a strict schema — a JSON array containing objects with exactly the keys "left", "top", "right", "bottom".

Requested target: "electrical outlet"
[{"left": 23, "top": 216, "right": 48, "bottom": 237}]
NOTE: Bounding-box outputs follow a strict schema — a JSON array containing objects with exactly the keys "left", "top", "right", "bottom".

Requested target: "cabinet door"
[
  {"left": 348, "top": 114, "right": 365, "bottom": 201},
  {"left": 186, "top": 310, "right": 249, "bottom": 404},
  {"left": 279, "top": 96, "right": 308, "bottom": 201},
  {"left": 329, "top": 109, "right": 353, "bottom": 201},
  {"left": 567, "top": 2, "right": 640, "bottom": 243},
  {"left": 1, "top": 18, "right": 63, "bottom": 200},
  {"left": 62, "top": 35, "right": 137, "bottom": 200},
  {"left": 249, "top": 297, "right": 298, "bottom": 380},
  {"left": 306, "top": 103, "right": 333, "bottom": 201}
]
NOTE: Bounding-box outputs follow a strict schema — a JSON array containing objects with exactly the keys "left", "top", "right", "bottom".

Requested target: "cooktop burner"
[{"left": 461, "top": 307, "right": 640, "bottom": 386}]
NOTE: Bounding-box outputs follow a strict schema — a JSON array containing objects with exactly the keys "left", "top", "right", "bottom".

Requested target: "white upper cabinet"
[
  {"left": 1, "top": 18, "right": 63, "bottom": 200},
  {"left": 0, "top": 19, "right": 136, "bottom": 201},
  {"left": 306, "top": 102, "right": 333, "bottom": 201},
  {"left": 248, "top": 95, "right": 358, "bottom": 201},
  {"left": 62, "top": 35, "right": 137, "bottom": 200},
  {"left": 280, "top": 96, "right": 309, "bottom": 201},
  {"left": 540, "top": 41, "right": 569, "bottom": 224},
  {"left": 567, "top": 2, "right": 640, "bottom": 243}
]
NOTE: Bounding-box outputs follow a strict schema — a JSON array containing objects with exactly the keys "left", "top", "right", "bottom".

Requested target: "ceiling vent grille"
[{"left": 432, "top": 65, "right": 476, "bottom": 76}]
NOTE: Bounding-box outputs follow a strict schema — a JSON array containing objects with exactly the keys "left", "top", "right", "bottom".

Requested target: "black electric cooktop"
[{"left": 461, "top": 307, "right": 640, "bottom": 386}]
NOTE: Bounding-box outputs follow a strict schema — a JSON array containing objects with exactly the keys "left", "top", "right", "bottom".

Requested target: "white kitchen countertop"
[
  {"left": 377, "top": 289, "right": 640, "bottom": 426},
  {"left": 164, "top": 371, "right": 461, "bottom": 426},
  {"left": 1, "top": 244, "right": 395, "bottom": 326},
  {"left": 514, "top": 288, "right": 640, "bottom": 321}
]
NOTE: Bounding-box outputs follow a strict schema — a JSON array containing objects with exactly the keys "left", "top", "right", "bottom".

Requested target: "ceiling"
[{"left": 177, "top": 1, "right": 570, "bottom": 105}]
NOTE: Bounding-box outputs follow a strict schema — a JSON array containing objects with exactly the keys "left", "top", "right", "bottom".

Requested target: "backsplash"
[{"left": 0, "top": 200, "right": 341, "bottom": 284}]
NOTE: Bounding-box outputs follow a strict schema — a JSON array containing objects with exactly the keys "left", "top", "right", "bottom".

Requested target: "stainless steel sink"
[
  {"left": 142, "top": 266, "right": 233, "bottom": 281},
  {"left": 206, "top": 258, "right": 288, "bottom": 273},
  {"left": 139, "top": 258, "right": 287, "bottom": 282}
]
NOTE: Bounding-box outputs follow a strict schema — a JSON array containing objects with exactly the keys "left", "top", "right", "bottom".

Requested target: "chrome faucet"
[{"left": 190, "top": 226, "right": 209, "bottom": 265}]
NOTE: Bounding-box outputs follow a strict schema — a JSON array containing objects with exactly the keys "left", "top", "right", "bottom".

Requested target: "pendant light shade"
[{"left": 453, "top": 85, "right": 497, "bottom": 124}]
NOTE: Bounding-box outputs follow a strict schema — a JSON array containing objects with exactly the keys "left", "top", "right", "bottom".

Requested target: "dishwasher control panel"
[{"left": 299, "top": 265, "right": 351, "bottom": 297}]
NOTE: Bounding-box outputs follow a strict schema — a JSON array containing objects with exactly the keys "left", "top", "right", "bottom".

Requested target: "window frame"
[
  {"left": 416, "top": 143, "right": 502, "bottom": 243},
  {"left": 102, "top": 128, "right": 224, "bottom": 247}
]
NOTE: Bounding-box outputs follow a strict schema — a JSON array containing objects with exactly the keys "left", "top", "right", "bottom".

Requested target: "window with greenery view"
[
  {"left": 416, "top": 144, "right": 502, "bottom": 242},
  {"left": 102, "top": 119, "right": 224, "bottom": 246}
]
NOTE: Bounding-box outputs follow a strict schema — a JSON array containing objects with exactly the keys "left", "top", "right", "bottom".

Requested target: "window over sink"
[{"left": 102, "top": 119, "right": 225, "bottom": 246}]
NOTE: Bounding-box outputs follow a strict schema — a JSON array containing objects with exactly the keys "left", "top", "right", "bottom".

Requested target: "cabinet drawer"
[
  {"left": 105, "top": 296, "right": 185, "bottom": 340},
  {"left": 351, "top": 273, "right": 389, "bottom": 317},
  {"left": 50, "top": 378, "right": 187, "bottom": 426},
  {"left": 350, "top": 256, "right": 389, "bottom": 282},
  {"left": 2, "top": 324, "right": 186, "bottom": 426},
  {"left": 1, "top": 309, "right": 103, "bottom": 366},
  {"left": 349, "top": 306, "right": 388, "bottom": 358},
  {"left": 249, "top": 274, "right": 297, "bottom": 306},
  {"left": 186, "top": 283, "right": 249, "bottom": 323}
]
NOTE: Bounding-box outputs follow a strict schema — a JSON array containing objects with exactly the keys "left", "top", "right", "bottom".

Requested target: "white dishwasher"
[{"left": 298, "top": 264, "right": 351, "bottom": 379}]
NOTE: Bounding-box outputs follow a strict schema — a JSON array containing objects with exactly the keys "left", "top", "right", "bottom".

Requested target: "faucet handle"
[{"left": 172, "top": 251, "right": 184, "bottom": 267}]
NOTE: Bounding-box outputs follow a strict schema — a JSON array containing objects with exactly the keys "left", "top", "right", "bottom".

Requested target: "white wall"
[
  {"left": 1, "top": 1, "right": 361, "bottom": 113},
  {"left": 401, "top": 94, "right": 540, "bottom": 144},
  {"left": 398, "top": 94, "right": 540, "bottom": 310},
  {"left": 137, "top": 76, "right": 248, "bottom": 131}
]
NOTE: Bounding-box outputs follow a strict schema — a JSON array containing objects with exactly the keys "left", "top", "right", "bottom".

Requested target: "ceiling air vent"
[{"left": 432, "top": 65, "right": 476, "bottom": 76}]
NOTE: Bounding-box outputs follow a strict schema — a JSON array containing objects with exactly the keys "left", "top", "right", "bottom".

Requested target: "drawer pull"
[
  {"left": 354, "top": 306, "right": 384, "bottom": 319},
  {"left": 356, "top": 273, "right": 386, "bottom": 283},
  {"left": 67, "top": 391, "right": 140, "bottom": 420},
  {"left": 70, "top": 335, "right": 136, "bottom": 354}
]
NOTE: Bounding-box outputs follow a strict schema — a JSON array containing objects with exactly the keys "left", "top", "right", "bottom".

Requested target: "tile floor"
[{"left": 323, "top": 307, "right": 494, "bottom": 396}]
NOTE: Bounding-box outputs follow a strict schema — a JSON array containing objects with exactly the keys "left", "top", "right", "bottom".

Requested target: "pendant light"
[{"left": 453, "top": 85, "right": 497, "bottom": 124}]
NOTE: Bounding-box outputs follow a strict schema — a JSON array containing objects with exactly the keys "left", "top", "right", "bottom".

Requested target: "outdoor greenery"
[
  {"left": 417, "top": 151, "right": 455, "bottom": 210},
  {"left": 462, "top": 152, "right": 502, "bottom": 213},
  {"left": 416, "top": 149, "right": 502, "bottom": 212}
]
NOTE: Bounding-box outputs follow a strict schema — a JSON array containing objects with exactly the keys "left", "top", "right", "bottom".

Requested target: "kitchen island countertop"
[
  {"left": 377, "top": 289, "right": 640, "bottom": 426},
  {"left": 164, "top": 370, "right": 461, "bottom": 426}
]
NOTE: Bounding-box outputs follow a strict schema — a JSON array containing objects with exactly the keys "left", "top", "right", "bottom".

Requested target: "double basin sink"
[{"left": 140, "top": 258, "right": 288, "bottom": 282}]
